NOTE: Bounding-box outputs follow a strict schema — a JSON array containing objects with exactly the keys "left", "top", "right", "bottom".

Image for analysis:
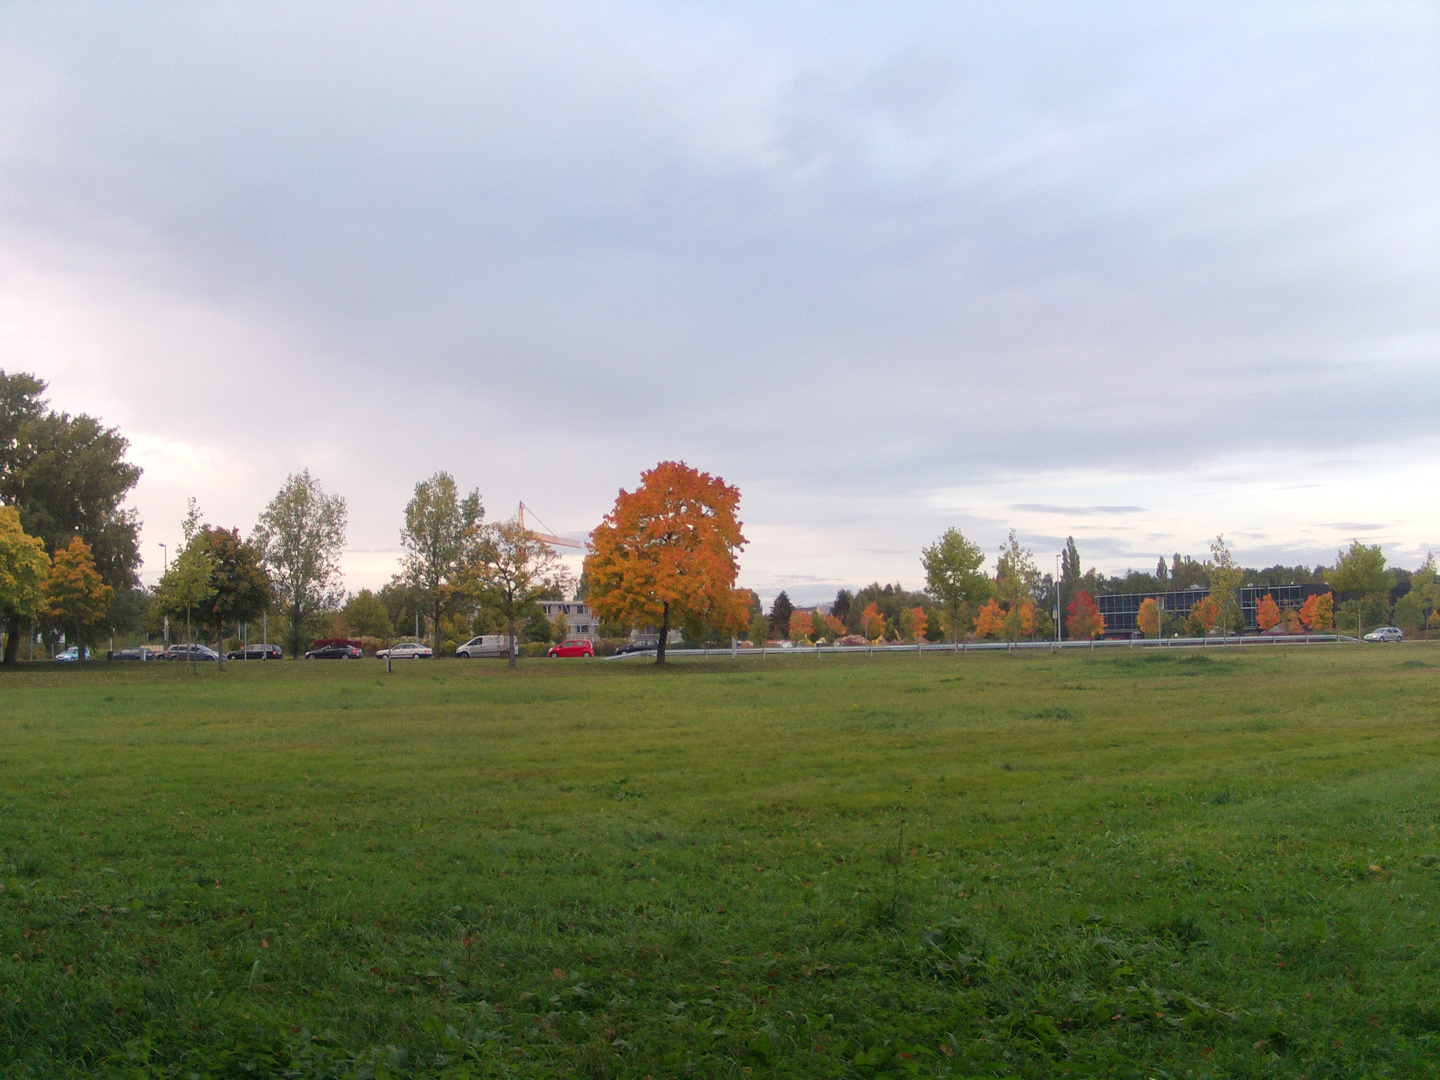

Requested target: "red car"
[{"left": 547, "top": 639, "right": 594, "bottom": 658}]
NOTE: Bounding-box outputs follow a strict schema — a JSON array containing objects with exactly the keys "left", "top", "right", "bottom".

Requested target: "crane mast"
[{"left": 517, "top": 502, "right": 583, "bottom": 549}]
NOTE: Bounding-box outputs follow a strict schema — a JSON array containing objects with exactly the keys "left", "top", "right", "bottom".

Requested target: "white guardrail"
[{"left": 604, "top": 633, "right": 1360, "bottom": 661}]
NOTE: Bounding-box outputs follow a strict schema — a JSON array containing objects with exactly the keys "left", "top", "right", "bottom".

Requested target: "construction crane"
[{"left": 517, "top": 502, "right": 582, "bottom": 549}]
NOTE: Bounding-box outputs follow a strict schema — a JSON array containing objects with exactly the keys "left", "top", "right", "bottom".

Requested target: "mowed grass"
[{"left": 2, "top": 646, "right": 1440, "bottom": 1079}]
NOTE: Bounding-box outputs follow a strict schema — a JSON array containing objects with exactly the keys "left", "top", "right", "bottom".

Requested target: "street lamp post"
[
  {"left": 1055, "top": 553, "right": 1062, "bottom": 648},
  {"left": 159, "top": 543, "right": 169, "bottom": 646}
]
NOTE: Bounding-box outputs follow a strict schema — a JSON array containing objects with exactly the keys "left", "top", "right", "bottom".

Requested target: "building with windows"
[
  {"left": 1093, "top": 583, "right": 1330, "bottom": 637},
  {"left": 538, "top": 599, "right": 597, "bottom": 641}
]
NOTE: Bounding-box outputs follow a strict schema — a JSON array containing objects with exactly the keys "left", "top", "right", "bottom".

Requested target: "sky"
[{"left": 2, "top": 2, "right": 1437, "bottom": 605}]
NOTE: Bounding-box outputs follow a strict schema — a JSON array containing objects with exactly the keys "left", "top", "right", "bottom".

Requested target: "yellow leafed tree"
[
  {"left": 42, "top": 536, "right": 112, "bottom": 660},
  {"left": 0, "top": 506, "right": 51, "bottom": 631}
]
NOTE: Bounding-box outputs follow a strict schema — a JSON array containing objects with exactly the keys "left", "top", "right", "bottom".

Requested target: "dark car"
[
  {"left": 305, "top": 644, "right": 363, "bottom": 659},
  {"left": 159, "top": 643, "right": 220, "bottom": 662},
  {"left": 112, "top": 646, "right": 152, "bottom": 661},
  {"left": 613, "top": 641, "right": 656, "bottom": 656},
  {"left": 226, "top": 643, "right": 283, "bottom": 660}
]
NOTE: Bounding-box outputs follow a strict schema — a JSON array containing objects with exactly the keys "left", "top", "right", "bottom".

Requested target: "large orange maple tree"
[{"left": 584, "top": 461, "right": 750, "bottom": 663}]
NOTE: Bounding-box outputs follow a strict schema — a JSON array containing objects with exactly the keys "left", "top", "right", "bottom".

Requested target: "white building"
[{"left": 539, "top": 599, "right": 597, "bottom": 641}]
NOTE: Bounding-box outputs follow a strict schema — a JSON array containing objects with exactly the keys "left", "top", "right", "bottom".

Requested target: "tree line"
[
  {"left": 3, "top": 366, "right": 1434, "bottom": 662},
  {"left": 755, "top": 530, "right": 1437, "bottom": 645}
]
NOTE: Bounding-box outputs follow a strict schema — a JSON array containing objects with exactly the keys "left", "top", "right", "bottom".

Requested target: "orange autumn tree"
[
  {"left": 585, "top": 461, "right": 750, "bottom": 664},
  {"left": 820, "top": 612, "right": 846, "bottom": 640},
  {"left": 1255, "top": 593, "right": 1281, "bottom": 632},
  {"left": 1187, "top": 594, "right": 1220, "bottom": 636},
  {"left": 859, "top": 601, "right": 884, "bottom": 641},
  {"left": 789, "top": 610, "right": 814, "bottom": 644},
  {"left": 41, "top": 537, "right": 112, "bottom": 661},
  {"left": 1299, "top": 591, "right": 1334, "bottom": 632},
  {"left": 1066, "top": 590, "right": 1105, "bottom": 640},
  {"left": 1002, "top": 602, "right": 1036, "bottom": 642},
  {"left": 1136, "top": 597, "right": 1161, "bottom": 638},
  {"left": 973, "top": 597, "right": 1005, "bottom": 639},
  {"left": 905, "top": 606, "right": 928, "bottom": 644}
]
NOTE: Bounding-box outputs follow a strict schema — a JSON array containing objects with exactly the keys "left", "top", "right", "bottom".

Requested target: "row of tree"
[
  {"left": 752, "top": 530, "right": 1436, "bottom": 646},
  {"left": 3, "top": 364, "right": 1433, "bottom": 664}
]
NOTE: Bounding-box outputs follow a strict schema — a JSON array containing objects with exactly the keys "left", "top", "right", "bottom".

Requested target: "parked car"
[
  {"left": 55, "top": 646, "right": 91, "bottom": 662},
  {"left": 455, "top": 635, "right": 516, "bottom": 659},
  {"left": 376, "top": 641, "right": 433, "bottom": 659},
  {"left": 1363, "top": 626, "right": 1405, "bottom": 642},
  {"left": 159, "top": 643, "right": 220, "bottom": 662},
  {"left": 112, "top": 646, "right": 151, "bottom": 661},
  {"left": 305, "top": 643, "right": 363, "bottom": 659},
  {"left": 225, "top": 643, "right": 283, "bottom": 660},
  {"left": 548, "top": 639, "right": 595, "bottom": 658},
  {"left": 613, "top": 641, "right": 656, "bottom": 656}
]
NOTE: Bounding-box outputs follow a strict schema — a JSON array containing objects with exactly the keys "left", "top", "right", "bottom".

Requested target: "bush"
[
  {"left": 594, "top": 638, "right": 628, "bottom": 657},
  {"left": 520, "top": 642, "right": 550, "bottom": 657}
]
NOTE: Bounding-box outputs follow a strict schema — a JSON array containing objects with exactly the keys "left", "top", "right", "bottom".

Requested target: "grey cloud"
[
  {"left": 1, "top": 3, "right": 1436, "bottom": 589},
  {"left": 1011, "top": 504, "right": 1145, "bottom": 516}
]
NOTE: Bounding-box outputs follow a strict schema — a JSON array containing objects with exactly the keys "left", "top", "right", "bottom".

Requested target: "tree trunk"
[
  {"left": 655, "top": 602, "right": 669, "bottom": 665},
  {"left": 4, "top": 614, "right": 20, "bottom": 665},
  {"left": 291, "top": 598, "right": 303, "bottom": 659},
  {"left": 433, "top": 598, "right": 443, "bottom": 658},
  {"left": 507, "top": 613, "right": 517, "bottom": 670}
]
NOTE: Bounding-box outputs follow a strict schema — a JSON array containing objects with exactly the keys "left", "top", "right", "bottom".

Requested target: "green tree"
[
  {"left": 747, "top": 612, "right": 770, "bottom": 646},
  {"left": 469, "top": 519, "right": 571, "bottom": 669},
  {"left": 1060, "top": 536, "right": 1081, "bottom": 638},
  {"left": 195, "top": 526, "right": 271, "bottom": 650},
  {"left": 400, "top": 472, "right": 483, "bottom": 656},
  {"left": 996, "top": 530, "right": 1039, "bottom": 607},
  {"left": 253, "top": 471, "right": 347, "bottom": 659},
  {"left": 922, "top": 527, "right": 990, "bottom": 643},
  {"left": 1328, "top": 540, "right": 1392, "bottom": 596},
  {"left": 768, "top": 591, "right": 794, "bottom": 640},
  {"left": 0, "top": 505, "right": 50, "bottom": 650},
  {"left": 343, "top": 589, "right": 393, "bottom": 640},
  {"left": 155, "top": 502, "right": 216, "bottom": 665},
  {"left": 1, "top": 372, "right": 142, "bottom": 663},
  {"left": 1206, "top": 535, "right": 1244, "bottom": 637}
]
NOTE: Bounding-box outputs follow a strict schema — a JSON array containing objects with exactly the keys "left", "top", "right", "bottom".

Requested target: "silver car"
[
  {"left": 1363, "top": 626, "right": 1404, "bottom": 642},
  {"left": 376, "top": 641, "right": 433, "bottom": 659}
]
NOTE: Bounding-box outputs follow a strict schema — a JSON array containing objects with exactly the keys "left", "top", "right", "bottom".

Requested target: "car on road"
[
  {"left": 305, "top": 643, "right": 364, "bottom": 659},
  {"left": 159, "top": 643, "right": 220, "bottom": 662},
  {"left": 613, "top": 641, "right": 656, "bottom": 656},
  {"left": 225, "top": 643, "right": 283, "bottom": 660},
  {"left": 1363, "top": 626, "right": 1405, "bottom": 642},
  {"left": 455, "top": 635, "right": 516, "bottom": 659},
  {"left": 376, "top": 641, "right": 432, "bottom": 659},
  {"left": 112, "top": 646, "right": 152, "bottom": 661},
  {"left": 548, "top": 638, "right": 595, "bottom": 658},
  {"left": 55, "top": 646, "right": 91, "bottom": 662}
]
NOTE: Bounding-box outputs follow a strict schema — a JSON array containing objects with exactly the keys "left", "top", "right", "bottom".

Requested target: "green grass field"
[{"left": 3, "top": 645, "right": 1439, "bottom": 1079}]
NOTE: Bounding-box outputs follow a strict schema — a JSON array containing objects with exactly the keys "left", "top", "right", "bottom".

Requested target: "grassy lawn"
[{"left": 2, "top": 645, "right": 1439, "bottom": 1079}]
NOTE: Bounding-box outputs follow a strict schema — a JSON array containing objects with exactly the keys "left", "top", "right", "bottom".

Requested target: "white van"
[{"left": 455, "top": 634, "right": 517, "bottom": 659}]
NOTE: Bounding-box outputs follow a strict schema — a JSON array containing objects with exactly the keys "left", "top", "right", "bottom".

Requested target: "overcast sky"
[{"left": 2, "top": 2, "right": 1437, "bottom": 603}]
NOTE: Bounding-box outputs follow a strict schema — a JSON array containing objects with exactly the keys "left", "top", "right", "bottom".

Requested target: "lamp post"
[
  {"left": 159, "top": 543, "right": 169, "bottom": 646},
  {"left": 1055, "top": 553, "right": 1062, "bottom": 648}
]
